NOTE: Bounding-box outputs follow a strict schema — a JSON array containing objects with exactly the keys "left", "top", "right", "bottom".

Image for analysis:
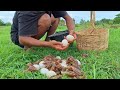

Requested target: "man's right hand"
[{"left": 49, "top": 40, "right": 69, "bottom": 51}]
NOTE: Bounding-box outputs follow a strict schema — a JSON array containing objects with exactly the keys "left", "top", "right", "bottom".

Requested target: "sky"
[{"left": 0, "top": 11, "right": 120, "bottom": 24}]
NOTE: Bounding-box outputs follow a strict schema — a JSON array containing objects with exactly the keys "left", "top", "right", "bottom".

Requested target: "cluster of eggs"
[
  {"left": 61, "top": 35, "right": 75, "bottom": 46},
  {"left": 32, "top": 56, "right": 81, "bottom": 78},
  {"left": 33, "top": 61, "right": 57, "bottom": 78}
]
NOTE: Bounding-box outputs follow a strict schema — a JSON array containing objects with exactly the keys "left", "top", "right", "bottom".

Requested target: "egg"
[
  {"left": 60, "top": 60, "right": 67, "bottom": 67},
  {"left": 62, "top": 39, "right": 69, "bottom": 46},
  {"left": 56, "top": 56, "right": 61, "bottom": 60},
  {"left": 33, "top": 64, "right": 40, "bottom": 70},
  {"left": 39, "top": 61, "right": 44, "bottom": 64},
  {"left": 40, "top": 68, "right": 49, "bottom": 75},
  {"left": 39, "top": 61, "right": 45, "bottom": 68},
  {"left": 46, "top": 71, "right": 57, "bottom": 78},
  {"left": 75, "top": 59, "right": 81, "bottom": 65},
  {"left": 66, "top": 35, "right": 74, "bottom": 42}
]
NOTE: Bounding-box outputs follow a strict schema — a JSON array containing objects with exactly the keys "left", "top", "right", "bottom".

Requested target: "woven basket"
[
  {"left": 76, "top": 28, "right": 109, "bottom": 50},
  {"left": 76, "top": 11, "right": 109, "bottom": 51}
]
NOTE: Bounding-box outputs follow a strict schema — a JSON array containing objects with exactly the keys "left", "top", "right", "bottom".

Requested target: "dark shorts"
[
  {"left": 11, "top": 32, "right": 24, "bottom": 48},
  {"left": 11, "top": 11, "right": 49, "bottom": 48}
]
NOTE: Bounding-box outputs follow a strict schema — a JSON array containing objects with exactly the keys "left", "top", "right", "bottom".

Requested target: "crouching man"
[{"left": 10, "top": 11, "right": 76, "bottom": 51}]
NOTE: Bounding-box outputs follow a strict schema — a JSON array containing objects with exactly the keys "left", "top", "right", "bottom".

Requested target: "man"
[{"left": 10, "top": 11, "right": 76, "bottom": 51}]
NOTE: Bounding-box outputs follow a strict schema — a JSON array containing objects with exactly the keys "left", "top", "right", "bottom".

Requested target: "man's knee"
[{"left": 38, "top": 14, "right": 51, "bottom": 29}]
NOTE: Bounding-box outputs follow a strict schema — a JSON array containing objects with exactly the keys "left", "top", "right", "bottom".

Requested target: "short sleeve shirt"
[{"left": 11, "top": 11, "right": 68, "bottom": 37}]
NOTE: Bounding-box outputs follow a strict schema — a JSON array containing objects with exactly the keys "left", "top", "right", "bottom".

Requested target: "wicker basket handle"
[{"left": 90, "top": 11, "right": 96, "bottom": 33}]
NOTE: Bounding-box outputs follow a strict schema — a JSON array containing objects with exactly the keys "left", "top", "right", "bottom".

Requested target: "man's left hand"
[{"left": 64, "top": 31, "right": 77, "bottom": 44}]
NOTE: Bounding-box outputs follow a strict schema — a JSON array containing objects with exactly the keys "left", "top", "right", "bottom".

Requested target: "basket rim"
[{"left": 75, "top": 28, "right": 109, "bottom": 35}]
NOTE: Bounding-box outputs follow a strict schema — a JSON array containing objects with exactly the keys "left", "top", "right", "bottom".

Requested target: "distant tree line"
[
  {"left": 1, "top": 13, "right": 120, "bottom": 26},
  {"left": 79, "top": 13, "right": 120, "bottom": 25},
  {"left": 0, "top": 19, "right": 11, "bottom": 26}
]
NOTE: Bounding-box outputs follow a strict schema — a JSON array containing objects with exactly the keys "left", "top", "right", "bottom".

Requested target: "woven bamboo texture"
[{"left": 76, "top": 29, "right": 109, "bottom": 50}]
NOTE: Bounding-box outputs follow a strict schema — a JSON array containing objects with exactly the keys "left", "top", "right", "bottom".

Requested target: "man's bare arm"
[
  {"left": 63, "top": 14, "right": 75, "bottom": 34},
  {"left": 19, "top": 36, "right": 51, "bottom": 47},
  {"left": 19, "top": 36, "right": 68, "bottom": 51}
]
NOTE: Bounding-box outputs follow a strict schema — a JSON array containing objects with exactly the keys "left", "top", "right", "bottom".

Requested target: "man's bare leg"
[
  {"left": 45, "top": 14, "right": 60, "bottom": 41},
  {"left": 24, "top": 13, "right": 51, "bottom": 51}
]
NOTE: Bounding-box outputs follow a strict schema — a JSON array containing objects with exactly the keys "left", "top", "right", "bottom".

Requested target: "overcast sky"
[{"left": 0, "top": 11, "right": 120, "bottom": 23}]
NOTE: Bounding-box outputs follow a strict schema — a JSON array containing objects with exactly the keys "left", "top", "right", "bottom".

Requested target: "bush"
[
  {"left": 0, "top": 19, "right": 5, "bottom": 26},
  {"left": 5, "top": 22, "right": 11, "bottom": 26}
]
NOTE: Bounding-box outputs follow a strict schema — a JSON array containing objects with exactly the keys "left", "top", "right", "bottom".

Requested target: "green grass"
[{"left": 0, "top": 25, "right": 120, "bottom": 79}]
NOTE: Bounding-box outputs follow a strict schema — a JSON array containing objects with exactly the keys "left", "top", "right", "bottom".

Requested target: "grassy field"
[{"left": 0, "top": 25, "right": 120, "bottom": 79}]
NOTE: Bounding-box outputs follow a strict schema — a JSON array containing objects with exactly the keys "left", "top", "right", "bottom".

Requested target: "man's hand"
[
  {"left": 69, "top": 31, "right": 77, "bottom": 43},
  {"left": 64, "top": 31, "right": 77, "bottom": 44},
  {"left": 19, "top": 36, "right": 69, "bottom": 51},
  {"left": 49, "top": 40, "right": 69, "bottom": 51},
  {"left": 62, "top": 13, "right": 76, "bottom": 44}
]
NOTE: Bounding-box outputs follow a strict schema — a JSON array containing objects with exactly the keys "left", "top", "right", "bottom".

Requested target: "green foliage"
[
  {"left": 0, "top": 19, "right": 11, "bottom": 26},
  {"left": 5, "top": 22, "right": 11, "bottom": 26},
  {"left": 96, "top": 18, "right": 113, "bottom": 25},
  {"left": 115, "top": 13, "right": 120, "bottom": 17},
  {"left": 79, "top": 19, "right": 86, "bottom": 25},
  {"left": 113, "top": 18, "right": 120, "bottom": 24},
  {"left": 113, "top": 13, "right": 120, "bottom": 24},
  {"left": 0, "top": 19, "right": 5, "bottom": 26}
]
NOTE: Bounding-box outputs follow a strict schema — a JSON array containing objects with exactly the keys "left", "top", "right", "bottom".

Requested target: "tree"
[
  {"left": 113, "top": 13, "right": 120, "bottom": 24},
  {"left": 96, "top": 20, "right": 101, "bottom": 25},
  {"left": 0, "top": 19, "right": 5, "bottom": 26},
  {"left": 115, "top": 14, "right": 120, "bottom": 17},
  {"left": 95, "top": 18, "right": 113, "bottom": 25},
  {"left": 5, "top": 22, "right": 11, "bottom": 26},
  {"left": 80, "top": 19, "right": 86, "bottom": 25},
  {"left": 100, "top": 18, "right": 112, "bottom": 24}
]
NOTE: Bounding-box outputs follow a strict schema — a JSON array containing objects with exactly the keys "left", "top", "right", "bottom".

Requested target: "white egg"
[
  {"left": 56, "top": 56, "right": 61, "bottom": 60},
  {"left": 60, "top": 60, "right": 67, "bottom": 67},
  {"left": 39, "top": 61, "right": 44, "bottom": 64},
  {"left": 66, "top": 35, "right": 74, "bottom": 42},
  {"left": 33, "top": 64, "right": 40, "bottom": 70},
  {"left": 39, "top": 61, "right": 45, "bottom": 68},
  {"left": 46, "top": 71, "right": 57, "bottom": 78},
  {"left": 62, "top": 39, "right": 69, "bottom": 46},
  {"left": 75, "top": 59, "right": 81, "bottom": 65},
  {"left": 40, "top": 68, "right": 49, "bottom": 75}
]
